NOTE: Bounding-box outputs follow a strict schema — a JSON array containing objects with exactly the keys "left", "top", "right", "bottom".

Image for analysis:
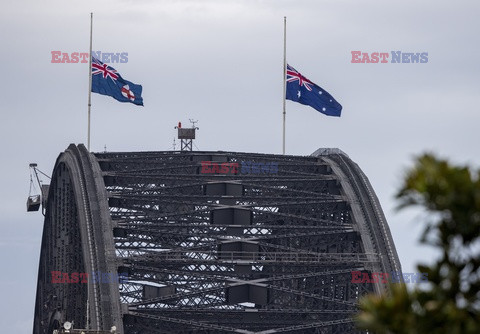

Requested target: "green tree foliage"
[{"left": 355, "top": 154, "right": 480, "bottom": 333}]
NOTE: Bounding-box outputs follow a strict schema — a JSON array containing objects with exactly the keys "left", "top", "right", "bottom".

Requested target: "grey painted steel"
[
  {"left": 34, "top": 145, "right": 401, "bottom": 334},
  {"left": 312, "top": 149, "right": 402, "bottom": 294},
  {"left": 33, "top": 144, "right": 122, "bottom": 334}
]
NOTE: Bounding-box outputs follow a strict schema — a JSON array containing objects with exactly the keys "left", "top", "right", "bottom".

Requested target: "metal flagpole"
[
  {"left": 282, "top": 16, "right": 287, "bottom": 155},
  {"left": 86, "top": 14, "right": 93, "bottom": 325},
  {"left": 87, "top": 12, "right": 93, "bottom": 151}
]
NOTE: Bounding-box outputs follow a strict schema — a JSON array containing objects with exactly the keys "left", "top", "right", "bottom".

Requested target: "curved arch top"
[
  {"left": 33, "top": 144, "right": 121, "bottom": 334},
  {"left": 312, "top": 148, "right": 402, "bottom": 292},
  {"left": 34, "top": 145, "right": 401, "bottom": 334}
]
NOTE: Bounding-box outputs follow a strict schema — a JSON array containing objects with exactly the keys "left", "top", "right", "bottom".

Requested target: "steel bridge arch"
[{"left": 33, "top": 144, "right": 401, "bottom": 334}]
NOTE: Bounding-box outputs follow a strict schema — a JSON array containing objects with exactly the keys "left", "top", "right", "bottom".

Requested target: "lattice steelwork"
[{"left": 33, "top": 145, "right": 401, "bottom": 334}]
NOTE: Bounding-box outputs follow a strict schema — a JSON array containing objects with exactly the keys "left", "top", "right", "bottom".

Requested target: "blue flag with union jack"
[
  {"left": 286, "top": 64, "right": 341, "bottom": 117},
  {"left": 91, "top": 56, "right": 143, "bottom": 106}
]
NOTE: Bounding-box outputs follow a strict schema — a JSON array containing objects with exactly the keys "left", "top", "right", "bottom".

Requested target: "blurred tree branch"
[{"left": 356, "top": 154, "right": 480, "bottom": 333}]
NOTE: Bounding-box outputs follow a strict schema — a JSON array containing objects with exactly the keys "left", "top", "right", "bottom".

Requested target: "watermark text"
[
  {"left": 51, "top": 51, "right": 128, "bottom": 63},
  {"left": 351, "top": 51, "right": 428, "bottom": 63},
  {"left": 351, "top": 271, "right": 428, "bottom": 284},
  {"left": 51, "top": 271, "right": 128, "bottom": 284}
]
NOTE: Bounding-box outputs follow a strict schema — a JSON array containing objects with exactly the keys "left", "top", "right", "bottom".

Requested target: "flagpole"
[
  {"left": 87, "top": 12, "right": 93, "bottom": 151},
  {"left": 282, "top": 16, "right": 287, "bottom": 155}
]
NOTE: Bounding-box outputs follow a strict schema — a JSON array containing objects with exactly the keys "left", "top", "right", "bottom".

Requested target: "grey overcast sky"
[{"left": 1, "top": 0, "right": 479, "bottom": 331}]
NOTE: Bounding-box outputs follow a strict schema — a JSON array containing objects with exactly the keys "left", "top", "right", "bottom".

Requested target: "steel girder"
[{"left": 33, "top": 145, "right": 401, "bottom": 334}]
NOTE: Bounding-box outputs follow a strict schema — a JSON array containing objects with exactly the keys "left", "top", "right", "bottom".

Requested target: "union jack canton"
[
  {"left": 91, "top": 56, "right": 143, "bottom": 106},
  {"left": 286, "top": 64, "right": 341, "bottom": 117}
]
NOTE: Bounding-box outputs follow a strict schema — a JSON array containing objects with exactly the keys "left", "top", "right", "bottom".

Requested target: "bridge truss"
[{"left": 33, "top": 145, "right": 401, "bottom": 334}]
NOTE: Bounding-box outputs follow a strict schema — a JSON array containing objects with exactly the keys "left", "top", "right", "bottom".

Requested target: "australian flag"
[
  {"left": 286, "top": 64, "right": 341, "bottom": 117},
  {"left": 91, "top": 56, "right": 143, "bottom": 106}
]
